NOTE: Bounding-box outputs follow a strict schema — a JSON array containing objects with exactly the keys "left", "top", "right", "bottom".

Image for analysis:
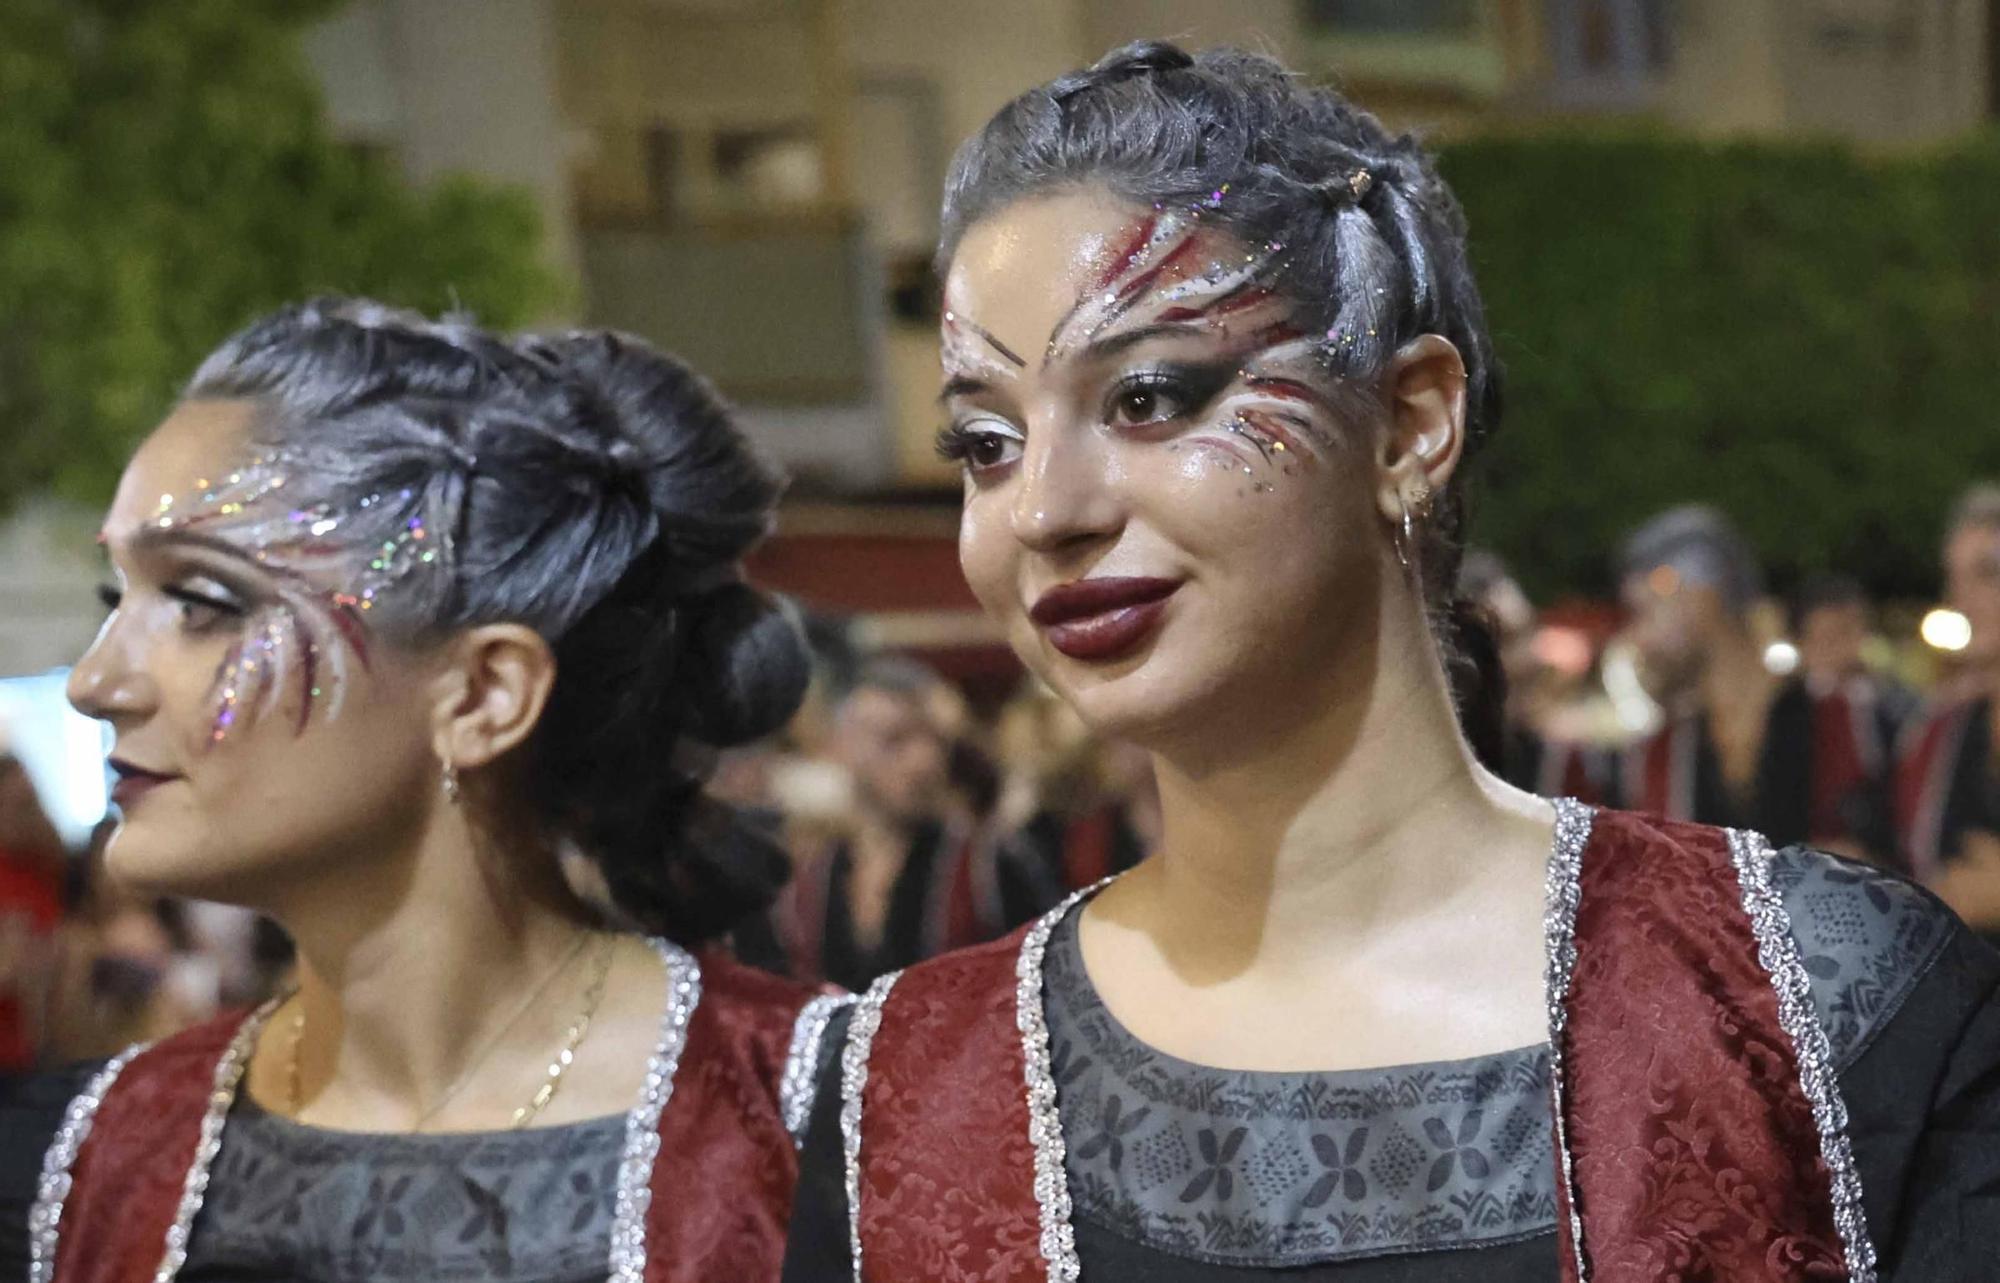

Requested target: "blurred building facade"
[
  {"left": 298, "top": 0, "right": 1997, "bottom": 502},
  {"left": 4, "top": 0, "right": 1994, "bottom": 680}
]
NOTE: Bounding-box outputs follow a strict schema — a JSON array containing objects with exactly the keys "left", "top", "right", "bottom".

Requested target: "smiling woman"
[
  {"left": 783, "top": 41, "right": 2000, "bottom": 1283},
  {"left": 0, "top": 300, "right": 849, "bottom": 1283}
]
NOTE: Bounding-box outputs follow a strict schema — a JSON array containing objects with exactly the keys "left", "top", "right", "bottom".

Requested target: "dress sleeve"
[
  {"left": 1838, "top": 920, "right": 2000, "bottom": 1279},
  {"left": 781, "top": 1006, "right": 853, "bottom": 1283},
  {"left": 0, "top": 1061, "right": 107, "bottom": 1283}
]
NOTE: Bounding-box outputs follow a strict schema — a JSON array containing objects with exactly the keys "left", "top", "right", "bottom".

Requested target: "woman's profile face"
[
  {"left": 941, "top": 189, "right": 1389, "bottom": 747},
  {"left": 69, "top": 398, "right": 444, "bottom": 905}
]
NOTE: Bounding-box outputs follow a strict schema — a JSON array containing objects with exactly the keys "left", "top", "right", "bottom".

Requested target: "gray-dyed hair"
[
  {"left": 184, "top": 298, "right": 810, "bottom": 942},
  {"left": 1619, "top": 504, "right": 1764, "bottom": 615},
  {"left": 937, "top": 40, "right": 1506, "bottom": 730},
  {"left": 937, "top": 39, "right": 1500, "bottom": 611}
]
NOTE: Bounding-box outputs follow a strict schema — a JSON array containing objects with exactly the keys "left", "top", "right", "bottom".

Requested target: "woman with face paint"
[
  {"left": 782, "top": 43, "right": 2000, "bottom": 1283},
  {"left": 0, "top": 300, "right": 853, "bottom": 1283}
]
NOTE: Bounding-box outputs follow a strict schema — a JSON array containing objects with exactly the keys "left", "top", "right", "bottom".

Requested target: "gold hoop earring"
[{"left": 441, "top": 761, "right": 461, "bottom": 804}]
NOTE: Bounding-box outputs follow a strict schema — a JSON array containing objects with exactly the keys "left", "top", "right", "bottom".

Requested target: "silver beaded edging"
[
  {"left": 1725, "top": 828, "right": 1879, "bottom": 1282},
  {"left": 1014, "top": 885, "right": 1100, "bottom": 1283},
  {"left": 152, "top": 997, "right": 282, "bottom": 1282},
  {"left": 27, "top": 1042, "right": 146, "bottom": 1283},
  {"left": 607, "top": 939, "right": 702, "bottom": 1283},
  {"left": 781, "top": 992, "right": 857, "bottom": 1147},
  {"left": 1541, "top": 797, "right": 1595, "bottom": 1283},
  {"left": 152, "top": 999, "right": 282, "bottom": 1279},
  {"left": 840, "top": 970, "right": 901, "bottom": 1283}
]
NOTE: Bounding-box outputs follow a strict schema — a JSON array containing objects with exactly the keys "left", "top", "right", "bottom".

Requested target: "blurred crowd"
[{"left": 4, "top": 485, "right": 1997, "bottom": 1070}]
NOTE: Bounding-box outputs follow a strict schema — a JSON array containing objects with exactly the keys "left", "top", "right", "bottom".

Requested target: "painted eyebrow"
[
  {"left": 1070, "top": 321, "right": 1212, "bottom": 366},
  {"left": 938, "top": 375, "right": 991, "bottom": 403},
  {"left": 122, "top": 527, "right": 289, "bottom": 584}
]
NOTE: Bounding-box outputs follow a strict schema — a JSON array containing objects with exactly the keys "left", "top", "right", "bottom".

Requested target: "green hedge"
[
  {"left": 0, "top": 0, "right": 561, "bottom": 514},
  {"left": 1438, "top": 130, "right": 2000, "bottom": 601}
]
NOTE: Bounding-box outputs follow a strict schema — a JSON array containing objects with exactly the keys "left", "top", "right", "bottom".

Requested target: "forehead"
[
  {"left": 108, "top": 398, "right": 260, "bottom": 536},
  {"left": 944, "top": 189, "right": 1247, "bottom": 354},
  {"left": 843, "top": 686, "right": 929, "bottom": 730},
  {"left": 1947, "top": 522, "right": 2000, "bottom": 563}
]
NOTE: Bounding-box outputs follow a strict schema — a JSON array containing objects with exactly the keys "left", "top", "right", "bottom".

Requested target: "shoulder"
[
  {"left": 879, "top": 919, "right": 1034, "bottom": 1002},
  {"left": 692, "top": 948, "right": 830, "bottom": 1067},
  {"left": 1580, "top": 808, "right": 1959, "bottom": 1066},
  {"left": 1767, "top": 845, "right": 1957, "bottom": 1070}
]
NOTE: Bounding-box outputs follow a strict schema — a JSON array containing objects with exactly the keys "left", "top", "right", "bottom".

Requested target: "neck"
[
  {"left": 1699, "top": 624, "right": 1770, "bottom": 710},
  {"left": 268, "top": 812, "right": 592, "bottom": 1124},
  {"left": 1120, "top": 593, "right": 1550, "bottom": 981}
]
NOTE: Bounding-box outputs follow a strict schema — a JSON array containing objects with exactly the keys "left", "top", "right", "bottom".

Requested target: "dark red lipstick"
[
  {"left": 1029, "top": 577, "right": 1180, "bottom": 661},
  {"left": 108, "top": 757, "right": 179, "bottom": 811}
]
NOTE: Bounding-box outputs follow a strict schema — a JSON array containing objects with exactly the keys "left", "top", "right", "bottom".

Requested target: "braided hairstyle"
[
  {"left": 939, "top": 41, "right": 1503, "bottom": 713},
  {"left": 184, "top": 298, "right": 809, "bottom": 943}
]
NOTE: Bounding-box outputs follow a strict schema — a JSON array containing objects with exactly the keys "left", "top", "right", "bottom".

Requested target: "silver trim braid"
[
  {"left": 27, "top": 1043, "right": 146, "bottom": 1283},
  {"left": 781, "top": 992, "right": 858, "bottom": 1146},
  {"left": 840, "top": 970, "right": 901, "bottom": 1283},
  {"left": 152, "top": 998, "right": 283, "bottom": 1282},
  {"left": 1014, "top": 886, "right": 1099, "bottom": 1283},
  {"left": 36, "top": 939, "right": 701, "bottom": 1283},
  {"left": 607, "top": 939, "right": 702, "bottom": 1283},
  {"left": 1542, "top": 797, "right": 1596, "bottom": 1283},
  {"left": 1726, "top": 828, "right": 1879, "bottom": 1282}
]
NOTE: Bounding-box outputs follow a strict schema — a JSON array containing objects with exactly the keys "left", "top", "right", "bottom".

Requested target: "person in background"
[
  {"left": 787, "top": 40, "right": 1999, "bottom": 1282},
  {"left": 0, "top": 748, "right": 65, "bottom": 1076},
  {"left": 1756, "top": 573, "right": 1913, "bottom": 861},
  {"left": 39, "top": 819, "right": 212, "bottom": 1063},
  {"left": 983, "top": 684, "right": 1157, "bottom": 928},
  {"left": 1612, "top": 504, "right": 1775, "bottom": 823},
  {"left": 772, "top": 656, "right": 980, "bottom": 988},
  {"left": 1897, "top": 483, "right": 2000, "bottom": 937},
  {"left": 0, "top": 299, "right": 832, "bottom": 1283}
]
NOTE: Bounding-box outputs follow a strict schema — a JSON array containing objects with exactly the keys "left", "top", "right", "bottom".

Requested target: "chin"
[
  {"left": 1039, "top": 651, "right": 1228, "bottom": 751},
  {"left": 103, "top": 822, "right": 255, "bottom": 903}
]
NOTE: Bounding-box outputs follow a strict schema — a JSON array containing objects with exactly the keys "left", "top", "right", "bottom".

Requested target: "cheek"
[{"left": 957, "top": 493, "right": 1020, "bottom": 619}]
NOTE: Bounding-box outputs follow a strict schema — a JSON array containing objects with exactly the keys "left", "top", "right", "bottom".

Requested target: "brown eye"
[
  {"left": 1104, "top": 372, "right": 1199, "bottom": 428},
  {"left": 936, "top": 415, "right": 1025, "bottom": 477}
]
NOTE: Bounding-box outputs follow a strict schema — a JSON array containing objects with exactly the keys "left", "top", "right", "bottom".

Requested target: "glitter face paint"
[{"left": 146, "top": 455, "right": 443, "bottom": 747}]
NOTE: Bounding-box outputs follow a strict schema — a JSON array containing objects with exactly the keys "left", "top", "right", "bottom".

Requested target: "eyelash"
[
  {"left": 96, "top": 582, "right": 248, "bottom": 633},
  {"left": 935, "top": 420, "right": 1020, "bottom": 473},
  {"left": 1102, "top": 364, "right": 1229, "bottom": 429},
  {"left": 934, "top": 363, "right": 1235, "bottom": 477}
]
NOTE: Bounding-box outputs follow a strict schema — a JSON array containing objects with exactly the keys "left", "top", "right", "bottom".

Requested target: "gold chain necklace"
[{"left": 283, "top": 932, "right": 615, "bottom": 1131}]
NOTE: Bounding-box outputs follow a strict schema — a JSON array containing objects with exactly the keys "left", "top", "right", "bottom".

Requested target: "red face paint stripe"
[
  {"left": 1236, "top": 409, "right": 1319, "bottom": 465},
  {"left": 1093, "top": 215, "right": 1159, "bottom": 292}
]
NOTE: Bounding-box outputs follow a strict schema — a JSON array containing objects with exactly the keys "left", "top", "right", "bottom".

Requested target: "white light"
[
  {"left": 1921, "top": 608, "right": 1973, "bottom": 652},
  {"left": 1763, "top": 641, "right": 1800, "bottom": 676}
]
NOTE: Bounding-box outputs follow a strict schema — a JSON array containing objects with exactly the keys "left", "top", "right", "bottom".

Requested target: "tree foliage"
[
  {"left": 0, "top": 0, "right": 560, "bottom": 512},
  {"left": 1439, "top": 130, "right": 2000, "bottom": 601}
]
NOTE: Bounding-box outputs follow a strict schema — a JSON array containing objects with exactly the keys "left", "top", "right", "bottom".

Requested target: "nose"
[
  {"left": 67, "top": 619, "right": 159, "bottom": 727},
  {"left": 1009, "top": 422, "right": 1124, "bottom": 557}
]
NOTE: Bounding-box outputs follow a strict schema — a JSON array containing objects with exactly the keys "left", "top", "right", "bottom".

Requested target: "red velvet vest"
[
  {"left": 847, "top": 808, "right": 1871, "bottom": 1282},
  {"left": 39, "top": 950, "right": 816, "bottom": 1283}
]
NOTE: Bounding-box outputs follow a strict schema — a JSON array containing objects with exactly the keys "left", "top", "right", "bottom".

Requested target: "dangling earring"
[
  {"left": 441, "top": 760, "right": 461, "bottom": 804},
  {"left": 1395, "top": 483, "right": 1432, "bottom": 572}
]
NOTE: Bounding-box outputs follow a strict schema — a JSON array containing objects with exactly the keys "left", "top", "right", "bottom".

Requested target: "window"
[
  {"left": 643, "top": 125, "right": 681, "bottom": 219},
  {"left": 1548, "top": 0, "right": 1674, "bottom": 92},
  {"left": 1302, "top": 0, "right": 1477, "bottom": 35}
]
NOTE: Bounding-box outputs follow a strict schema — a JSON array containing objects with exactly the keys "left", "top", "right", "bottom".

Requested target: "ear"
[
  {"left": 426, "top": 623, "right": 558, "bottom": 774},
  {"left": 1373, "top": 334, "right": 1468, "bottom": 524}
]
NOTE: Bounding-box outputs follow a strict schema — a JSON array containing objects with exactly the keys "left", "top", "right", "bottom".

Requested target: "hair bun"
[{"left": 680, "top": 581, "right": 811, "bottom": 748}]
